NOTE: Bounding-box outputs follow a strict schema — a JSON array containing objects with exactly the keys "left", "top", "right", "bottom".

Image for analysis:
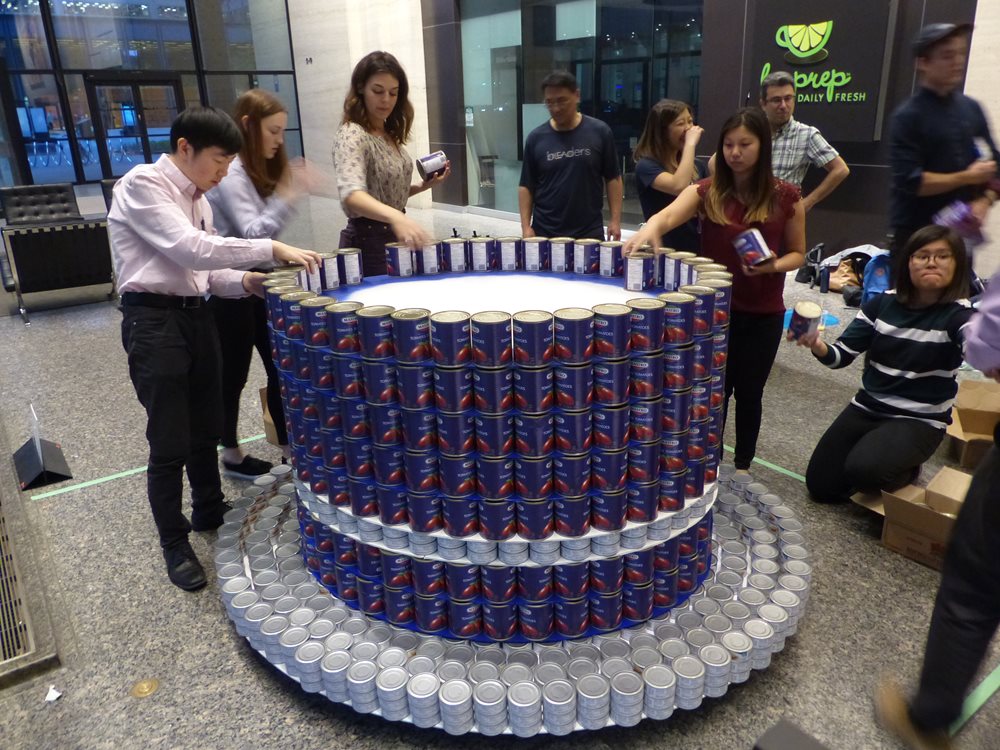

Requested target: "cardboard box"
[
  {"left": 924, "top": 466, "right": 971, "bottom": 516},
  {"left": 946, "top": 380, "right": 1000, "bottom": 468},
  {"left": 260, "top": 387, "right": 280, "bottom": 447}
]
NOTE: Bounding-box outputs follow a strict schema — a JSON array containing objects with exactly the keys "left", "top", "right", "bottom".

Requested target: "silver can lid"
[
  {"left": 653, "top": 622, "right": 683, "bottom": 640},
  {"left": 231, "top": 590, "right": 260, "bottom": 610},
  {"left": 416, "top": 640, "right": 446, "bottom": 661},
  {"left": 576, "top": 673, "right": 610, "bottom": 700},
  {"left": 721, "top": 631, "right": 753, "bottom": 653},
  {"left": 704, "top": 614, "right": 733, "bottom": 634},
  {"left": 699, "top": 644, "right": 731, "bottom": 668},
  {"left": 685, "top": 628, "right": 714, "bottom": 649},
  {"left": 444, "top": 644, "right": 475, "bottom": 663},
  {"left": 693, "top": 598, "right": 720, "bottom": 616},
  {"left": 508, "top": 680, "right": 541, "bottom": 707},
  {"left": 324, "top": 632, "right": 353, "bottom": 652},
  {"left": 468, "top": 661, "right": 500, "bottom": 684},
  {"left": 296, "top": 641, "right": 325, "bottom": 664},
  {"left": 568, "top": 644, "right": 601, "bottom": 662},
  {"left": 221, "top": 576, "right": 252, "bottom": 596},
  {"left": 538, "top": 648, "right": 569, "bottom": 667},
  {"left": 350, "top": 641, "right": 380, "bottom": 661},
  {"left": 501, "top": 663, "right": 533, "bottom": 686},
  {"left": 743, "top": 619, "right": 775, "bottom": 640},
  {"left": 390, "top": 632, "right": 420, "bottom": 652},
  {"left": 321, "top": 650, "right": 351, "bottom": 673},
  {"left": 738, "top": 588, "right": 767, "bottom": 607},
  {"left": 407, "top": 672, "right": 441, "bottom": 698},
  {"left": 260, "top": 615, "right": 288, "bottom": 637},
  {"left": 347, "top": 660, "right": 378, "bottom": 684},
  {"left": 440, "top": 679, "right": 473, "bottom": 707},
  {"left": 783, "top": 559, "right": 812, "bottom": 577},
  {"left": 658, "top": 638, "right": 690, "bottom": 660},
  {"left": 279, "top": 626, "right": 309, "bottom": 648},
  {"left": 474, "top": 647, "right": 507, "bottom": 666},
  {"left": 406, "top": 655, "right": 436, "bottom": 675},
  {"left": 507, "top": 650, "right": 539, "bottom": 668},
  {"left": 610, "top": 670, "right": 643, "bottom": 696},
  {"left": 474, "top": 679, "right": 507, "bottom": 706},
  {"left": 436, "top": 660, "right": 468, "bottom": 681},
  {"left": 244, "top": 602, "right": 274, "bottom": 624},
  {"left": 308, "top": 618, "right": 335, "bottom": 640},
  {"left": 600, "top": 657, "right": 632, "bottom": 679},
  {"left": 770, "top": 589, "right": 801, "bottom": 609},
  {"left": 289, "top": 607, "right": 316, "bottom": 628},
  {"left": 671, "top": 655, "right": 706, "bottom": 680},
  {"left": 599, "top": 639, "right": 631, "bottom": 659},
  {"left": 376, "top": 665, "right": 409, "bottom": 692},
  {"left": 342, "top": 618, "right": 369, "bottom": 636},
  {"left": 273, "top": 596, "right": 299, "bottom": 616},
  {"left": 722, "top": 601, "right": 752, "bottom": 621},
  {"left": 642, "top": 664, "right": 676, "bottom": 691},
  {"left": 758, "top": 603, "right": 789, "bottom": 624},
  {"left": 535, "top": 662, "right": 567, "bottom": 685},
  {"left": 377, "top": 647, "right": 409, "bottom": 669},
  {"left": 567, "top": 657, "right": 599, "bottom": 680},
  {"left": 542, "top": 679, "right": 576, "bottom": 706}
]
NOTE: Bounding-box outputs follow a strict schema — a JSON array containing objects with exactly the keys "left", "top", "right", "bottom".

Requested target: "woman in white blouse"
[
  {"left": 333, "top": 50, "right": 450, "bottom": 277},
  {"left": 208, "top": 89, "right": 321, "bottom": 477}
]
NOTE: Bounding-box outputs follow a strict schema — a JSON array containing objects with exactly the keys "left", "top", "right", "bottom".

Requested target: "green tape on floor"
[
  {"left": 722, "top": 444, "right": 807, "bottom": 483},
  {"left": 31, "top": 434, "right": 267, "bottom": 500},
  {"left": 952, "top": 661, "right": 1000, "bottom": 734}
]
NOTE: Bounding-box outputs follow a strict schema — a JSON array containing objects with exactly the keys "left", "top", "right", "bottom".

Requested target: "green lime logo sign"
[
  {"left": 761, "top": 20, "right": 866, "bottom": 104},
  {"left": 775, "top": 21, "right": 832, "bottom": 63}
]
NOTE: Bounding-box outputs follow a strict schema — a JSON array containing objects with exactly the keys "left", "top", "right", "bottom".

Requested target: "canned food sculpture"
[{"left": 213, "top": 239, "right": 811, "bottom": 735}]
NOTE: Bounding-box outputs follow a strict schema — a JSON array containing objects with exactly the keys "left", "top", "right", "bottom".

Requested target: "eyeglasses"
[
  {"left": 544, "top": 97, "right": 573, "bottom": 108},
  {"left": 765, "top": 95, "right": 795, "bottom": 105},
  {"left": 910, "top": 252, "right": 955, "bottom": 265}
]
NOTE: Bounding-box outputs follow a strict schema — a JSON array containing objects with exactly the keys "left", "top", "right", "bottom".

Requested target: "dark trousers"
[
  {"left": 339, "top": 217, "right": 394, "bottom": 278},
  {"left": 806, "top": 404, "right": 943, "bottom": 503},
  {"left": 722, "top": 311, "right": 784, "bottom": 470},
  {"left": 121, "top": 303, "right": 226, "bottom": 549},
  {"left": 533, "top": 224, "right": 606, "bottom": 241},
  {"left": 209, "top": 295, "right": 287, "bottom": 448},
  {"left": 911, "top": 446, "right": 1000, "bottom": 731}
]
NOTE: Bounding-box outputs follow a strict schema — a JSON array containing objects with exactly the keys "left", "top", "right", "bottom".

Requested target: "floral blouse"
[{"left": 333, "top": 121, "right": 413, "bottom": 217}]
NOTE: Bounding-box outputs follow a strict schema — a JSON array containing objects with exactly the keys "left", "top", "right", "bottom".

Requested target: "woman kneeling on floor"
[{"left": 794, "top": 225, "right": 974, "bottom": 503}]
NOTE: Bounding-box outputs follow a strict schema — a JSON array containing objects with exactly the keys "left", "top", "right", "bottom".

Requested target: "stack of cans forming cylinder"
[
  {"left": 642, "top": 663, "right": 676, "bottom": 720},
  {"left": 672, "top": 654, "right": 706, "bottom": 710},
  {"left": 439, "top": 679, "right": 476, "bottom": 734},
  {"left": 609, "top": 670, "right": 645, "bottom": 726},
  {"left": 473, "top": 679, "right": 509, "bottom": 735},
  {"left": 541, "top": 679, "right": 578, "bottom": 735},
  {"left": 508, "top": 680, "right": 544, "bottom": 736},
  {"left": 407, "top": 672, "right": 442, "bottom": 727},
  {"left": 698, "top": 643, "right": 733, "bottom": 698}
]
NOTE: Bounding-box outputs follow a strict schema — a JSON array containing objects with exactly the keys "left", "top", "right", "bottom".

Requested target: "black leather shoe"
[
  {"left": 191, "top": 501, "right": 233, "bottom": 532},
  {"left": 163, "top": 542, "right": 207, "bottom": 591},
  {"left": 222, "top": 455, "right": 274, "bottom": 480}
]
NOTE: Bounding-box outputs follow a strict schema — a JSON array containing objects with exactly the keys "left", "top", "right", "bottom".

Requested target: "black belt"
[
  {"left": 120, "top": 291, "right": 205, "bottom": 308},
  {"left": 348, "top": 216, "right": 398, "bottom": 231}
]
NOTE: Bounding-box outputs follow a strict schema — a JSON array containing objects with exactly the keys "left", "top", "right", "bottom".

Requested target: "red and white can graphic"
[
  {"left": 592, "top": 303, "right": 632, "bottom": 359},
  {"left": 553, "top": 307, "right": 595, "bottom": 364},
  {"left": 429, "top": 311, "right": 472, "bottom": 366},
  {"left": 554, "top": 363, "right": 593, "bottom": 410},
  {"left": 513, "top": 366, "right": 555, "bottom": 413},
  {"left": 678, "top": 284, "right": 716, "bottom": 336},
  {"left": 553, "top": 452, "right": 591, "bottom": 496},
  {"left": 441, "top": 238, "right": 467, "bottom": 272},
  {"left": 732, "top": 228, "right": 774, "bottom": 266},
  {"left": 436, "top": 408, "right": 475, "bottom": 454},
  {"left": 513, "top": 310, "right": 555, "bottom": 366},
  {"left": 701, "top": 278, "right": 733, "bottom": 328},
  {"left": 630, "top": 397, "right": 661, "bottom": 443},
  {"left": 475, "top": 412, "right": 515, "bottom": 457},
  {"left": 593, "top": 359, "right": 630, "bottom": 405},
  {"left": 514, "top": 412, "right": 555, "bottom": 457},
  {"left": 391, "top": 308, "right": 431, "bottom": 363},
  {"left": 554, "top": 409, "right": 592, "bottom": 453},
  {"left": 660, "top": 291, "right": 696, "bottom": 345},
  {"left": 469, "top": 237, "right": 499, "bottom": 271},
  {"left": 471, "top": 311, "right": 513, "bottom": 366},
  {"left": 356, "top": 305, "right": 396, "bottom": 359},
  {"left": 326, "top": 301, "right": 363, "bottom": 353}
]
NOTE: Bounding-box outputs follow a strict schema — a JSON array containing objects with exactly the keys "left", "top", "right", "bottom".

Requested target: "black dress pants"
[
  {"left": 721, "top": 311, "right": 785, "bottom": 470},
  {"left": 121, "top": 302, "right": 226, "bottom": 549},
  {"left": 805, "top": 404, "right": 943, "bottom": 503},
  {"left": 339, "top": 217, "right": 395, "bottom": 278},
  {"left": 911, "top": 445, "right": 1000, "bottom": 731},
  {"left": 209, "top": 295, "right": 287, "bottom": 448}
]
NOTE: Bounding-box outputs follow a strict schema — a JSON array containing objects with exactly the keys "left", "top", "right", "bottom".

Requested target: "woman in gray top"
[
  {"left": 208, "top": 88, "right": 321, "bottom": 477},
  {"left": 333, "top": 50, "right": 449, "bottom": 277}
]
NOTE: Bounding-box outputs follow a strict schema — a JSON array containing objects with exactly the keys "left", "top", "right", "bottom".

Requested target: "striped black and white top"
[{"left": 815, "top": 290, "right": 974, "bottom": 428}]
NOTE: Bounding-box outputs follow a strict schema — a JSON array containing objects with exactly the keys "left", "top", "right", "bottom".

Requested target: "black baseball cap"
[{"left": 913, "top": 23, "right": 972, "bottom": 57}]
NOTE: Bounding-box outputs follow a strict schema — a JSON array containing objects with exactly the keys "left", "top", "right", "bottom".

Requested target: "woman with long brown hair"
[
  {"left": 207, "top": 88, "right": 322, "bottom": 477},
  {"left": 633, "top": 99, "right": 705, "bottom": 252},
  {"left": 333, "top": 50, "right": 450, "bottom": 277},
  {"left": 625, "top": 107, "right": 805, "bottom": 474}
]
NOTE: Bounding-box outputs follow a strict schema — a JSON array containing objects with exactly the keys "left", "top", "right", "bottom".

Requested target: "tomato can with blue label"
[
  {"left": 517, "top": 565, "right": 554, "bottom": 601},
  {"left": 630, "top": 351, "right": 664, "bottom": 400},
  {"left": 403, "top": 449, "right": 438, "bottom": 493},
  {"left": 659, "top": 291, "right": 696, "bottom": 346},
  {"left": 630, "top": 397, "right": 662, "bottom": 444},
  {"left": 333, "top": 357, "right": 365, "bottom": 401},
  {"left": 332, "top": 532, "right": 357, "bottom": 565},
  {"left": 554, "top": 597, "right": 589, "bottom": 637},
  {"left": 319, "top": 391, "right": 341, "bottom": 431},
  {"left": 514, "top": 456, "right": 554, "bottom": 499},
  {"left": 624, "top": 548, "right": 655, "bottom": 585},
  {"left": 592, "top": 303, "right": 631, "bottom": 359},
  {"left": 496, "top": 237, "right": 520, "bottom": 271},
  {"left": 445, "top": 563, "right": 481, "bottom": 600},
  {"left": 690, "top": 383, "right": 711, "bottom": 422},
  {"left": 433, "top": 367, "right": 474, "bottom": 413},
  {"left": 372, "top": 444, "right": 405, "bottom": 485},
  {"left": 369, "top": 402, "right": 402, "bottom": 446},
  {"left": 599, "top": 241, "right": 624, "bottom": 277},
  {"left": 321, "top": 429, "right": 345, "bottom": 470},
  {"left": 625, "top": 297, "right": 665, "bottom": 352},
  {"left": 414, "top": 593, "right": 448, "bottom": 633},
  {"left": 662, "top": 345, "right": 694, "bottom": 391},
  {"left": 522, "top": 237, "right": 551, "bottom": 271},
  {"left": 518, "top": 600, "right": 555, "bottom": 641},
  {"left": 661, "top": 388, "right": 692, "bottom": 433},
  {"left": 265, "top": 283, "right": 298, "bottom": 332},
  {"left": 292, "top": 340, "right": 312, "bottom": 382},
  {"left": 377, "top": 482, "right": 409, "bottom": 526},
  {"left": 477, "top": 455, "right": 515, "bottom": 498},
  {"left": 554, "top": 494, "right": 591, "bottom": 536},
  {"left": 659, "top": 431, "right": 688, "bottom": 474},
  {"left": 549, "top": 237, "right": 574, "bottom": 272},
  {"left": 357, "top": 575, "right": 386, "bottom": 616},
  {"left": 308, "top": 348, "right": 335, "bottom": 391},
  {"left": 514, "top": 412, "right": 555, "bottom": 457},
  {"left": 325, "top": 301, "right": 363, "bottom": 354},
  {"left": 274, "top": 335, "right": 293, "bottom": 373},
  {"left": 677, "top": 554, "right": 698, "bottom": 594},
  {"left": 449, "top": 599, "right": 483, "bottom": 638},
  {"left": 356, "top": 305, "right": 395, "bottom": 360},
  {"left": 592, "top": 405, "right": 630, "bottom": 450},
  {"left": 700, "top": 278, "right": 733, "bottom": 328},
  {"left": 356, "top": 544, "right": 383, "bottom": 579},
  {"left": 626, "top": 480, "right": 659, "bottom": 522},
  {"left": 443, "top": 494, "right": 479, "bottom": 536},
  {"left": 478, "top": 498, "right": 517, "bottom": 541},
  {"left": 381, "top": 553, "right": 412, "bottom": 588},
  {"left": 685, "top": 455, "right": 707, "bottom": 499},
  {"left": 348, "top": 476, "right": 378, "bottom": 517},
  {"left": 554, "top": 363, "right": 593, "bottom": 410},
  {"left": 471, "top": 311, "right": 513, "bottom": 367},
  {"left": 553, "top": 452, "right": 591, "bottom": 497},
  {"left": 475, "top": 413, "right": 515, "bottom": 457},
  {"left": 469, "top": 237, "right": 499, "bottom": 271},
  {"left": 412, "top": 558, "right": 446, "bottom": 595},
  {"left": 396, "top": 363, "right": 434, "bottom": 409},
  {"left": 625, "top": 251, "right": 656, "bottom": 291},
  {"left": 554, "top": 409, "right": 592, "bottom": 454},
  {"left": 436, "top": 410, "right": 476, "bottom": 455},
  {"left": 329, "top": 470, "right": 350, "bottom": 507},
  {"left": 279, "top": 291, "right": 312, "bottom": 341},
  {"left": 407, "top": 491, "right": 443, "bottom": 532},
  {"left": 589, "top": 590, "right": 624, "bottom": 631},
  {"left": 590, "top": 487, "right": 627, "bottom": 530},
  {"left": 512, "top": 310, "right": 554, "bottom": 366},
  {"left": 300, "top": 297, "right": 331, "bottom": 348},
  {"left": 705, "top": 443, "right": 721, "bottom": 484},
  {"left": 390, "top": 308, "right": 431, "bottom": 364},
  {"left": 482, "top": 601, "right": 517, "bottom": 640},
  {"left": 678, "top": 284, "right": 716, "bottom": 337},
  {"left": 553, "top": 307, "right": 595, "bottom": 364},
  {"left": 592, "top": 359, "right": 630, "bottom": 406},
  {"left": 334, "top": 565, "right": 359, "bottom": 602},
  {"left": 691, "top": 335, "right": 713, "bottom": 381},
  {"left": 384, "top": 586, "right": 415, "bottom": 625},
  {"left": 439, "top": 454, "right": 477, "bottom": 497},
  {"left": 336, "top": 248, "right": 363, "bottom": 285},
  {"left": 480, "top": 565, "right": 517, "bottom": 603},
  {"left": 361, "top": 359, "right": 397, "bottom": 405},
  {"left": 627, "top": 442, "right": 659, "bottom": 484},
  {"left": 516, "top": 497, "right": 555, "bottom": 538},
  {"left": 416, "top": 243, "right": 440, "bottom": 275},
  {"left": 441, "top": 237, "right": 468, "bottom": 273},
  {"left": 473, "top": 366, "right": 515, "bottom": 413},
  {"left": 343, "top": 436, "right": 374, "bottom": 478},
  {"left": 385, "top": 242, "right": 414, "bottom": 277},
  {"left": 658, "top": 471, "right": 686, "bottom": 512},
  {"left": 429, "top": 311, "right": 472, "bottom": 366},
  {"left": 710, "top": 371, "right": 726, "bottom": 412},
  {"left": 555, "top": 562, "right": 590, "bottom": 599},
  {"left": 662, "top": 251, "right": 695, "bottom": 291},
  {"left": 513, "top": 366, "right": 554, "bottom": 413},
  {"left": 399, "top": 407, "right": 436, "bottom": 451},
  {"left": 623, "top": 581, "right": 654, "bottom": 622},
  {"left": 712, "top": 326, "right": 730, "bottom": 369},
  {"left": 574, "top": 238, "right": 601, "bottom": 274}
]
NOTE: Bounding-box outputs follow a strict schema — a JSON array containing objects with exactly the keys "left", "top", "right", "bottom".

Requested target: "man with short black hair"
[
  {"left": 759, "top": 70, "right": 849, "bottom": 210},
  {"left": 109, "top": 106, "right": 318, "bottom": 591},
  {"left": 519, "top": 71, "right": 622, "bottom": 240},
  {"left": 888, "top": 23, "right": 998, "bottom": 269}
]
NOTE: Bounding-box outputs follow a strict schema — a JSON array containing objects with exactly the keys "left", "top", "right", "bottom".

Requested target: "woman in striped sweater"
[{"left": 794, "top": 225, "right": 973, "bottom": 503}]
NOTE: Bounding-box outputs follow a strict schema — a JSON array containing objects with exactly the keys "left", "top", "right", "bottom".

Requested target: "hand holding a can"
[
  {"left": 272, "top": 240, "right": 320, "bottom": 273},
  {"left": 241, "top": 271, "right": 268, "bottom": 298},
  {"left": 390, "top": 215, "right": 432, "bottom": 249},
  {"left": 416, "top": 160, "right": 451, "bottom": 192}
]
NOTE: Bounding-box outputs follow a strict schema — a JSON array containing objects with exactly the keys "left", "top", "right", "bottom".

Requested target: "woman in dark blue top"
[{"left": 633, "top": 99, "right": 707, "bottom": 252}]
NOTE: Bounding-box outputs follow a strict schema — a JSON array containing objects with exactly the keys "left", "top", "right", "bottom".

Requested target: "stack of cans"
[
  {"left": 642, "top": 663, "right": 676, "bottom": 720},
  {"left": 542, "top": 679, "right": 578, "bottom": 734},
  {"left": 508, "top": 681, "right": 544, "bottom": 736},
  {"left": 375, "top": 665, "right": 411, "bottom": 720},
  {"left": 407, "top": 672, "right": 442, "bottom": 727},
  {"left": 576, "top": 673, "right": 611, "bottom": 729},
  {"left": 346, "top": 660, "right": 380, "bottom": 712},
  {"left": 609, "top": 670, "right": 645, "bottom": 726},
  {"left": 743, "top": 618, "right": 776, "bottom": 670},
  {"left": 294, "top": 641, "right": 326, "bottom": 692},
  {"left": 721, "top": 631, "right": 754, "bottom": 684},
  {"left": 439, "top": 679, "right": 476, "bottom": 734},
  {"left": 699, "top": 643, "right": 732, "bottom": 698},
  {"left": 473, "top": 679, "right": 509, "bottom": 735},
  {"left": 672, "top": 654, "right": 706, "bottom": 710}
]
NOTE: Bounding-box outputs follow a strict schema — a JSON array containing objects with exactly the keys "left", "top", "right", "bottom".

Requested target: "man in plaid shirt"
[{"left": 761, "top": 71, "right": 850, "bottom": 211}]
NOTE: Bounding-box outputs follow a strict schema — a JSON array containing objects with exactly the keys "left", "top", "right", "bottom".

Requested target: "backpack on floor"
[{"left": 862, "top": 253, "right": 892, "bottom": 305}]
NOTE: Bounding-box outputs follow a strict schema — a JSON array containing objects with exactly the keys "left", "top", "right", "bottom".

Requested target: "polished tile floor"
[{"left": 0, "top": 198, "right": 997, "bottom": 749}]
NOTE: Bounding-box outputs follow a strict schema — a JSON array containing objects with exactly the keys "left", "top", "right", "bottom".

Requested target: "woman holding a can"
[
  {"left": 633, "top": 99, "right": 706, "bottom": 253},
  {"left": 334, "top": 51, "right": 450, "bottom": 277},
  {"left": 624, "top": 107, "right": 804, "bottom": 474},
  {"left": 207, "top": 88, "right": 323, "bottom": 476},
  {"left": 792, "top": 225, "right": 973, "bottom": 503}
]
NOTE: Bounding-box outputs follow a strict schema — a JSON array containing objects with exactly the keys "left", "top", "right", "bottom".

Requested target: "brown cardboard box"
[
  {"left": 260, "top": 387, "right": 280, "bottom": 447},
  {"left": 924, "top": 466, "right": 971, "bottom": 516},
  {"left": 946, "top": 380, "right": 1000, "bottom": 468}
]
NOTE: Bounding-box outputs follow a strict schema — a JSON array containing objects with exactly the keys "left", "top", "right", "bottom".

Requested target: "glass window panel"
[
  {"left": 204, "top": 73, "right": 252, "bottom": 112},
  {"left": 0, "top": 3, "right": 53, "bottom": 69},
  {"left": 182, "top": 74, "right": 200, "bottom": 109},
  {"left": 49, "top": 0, "right": 195, "bottom": 71},
  {"left": 139, "top": 84, "right": 180, "bottom": 159},
  {"left": 11, "top": 74, "right": 74, "bottom": 183},
  {"left": 284, "top": 129, "right": 302, "bottom": 160},
  {"left": 193, "top": 0, "right": 292, "bottom": 72},
  {"left": 64, "top": 73, "right": 101, "bottom": 181},
  {"left": 94, "top": 84, "right": 143, "bottom": 177}
]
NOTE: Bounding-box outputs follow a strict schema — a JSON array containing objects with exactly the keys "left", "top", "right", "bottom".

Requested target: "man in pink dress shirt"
[{"left": 108, "top": 107, "right": 318, "bottom": 591}]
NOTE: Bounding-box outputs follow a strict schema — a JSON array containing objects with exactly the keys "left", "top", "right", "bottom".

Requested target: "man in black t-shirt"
[{"left": 518, "top": 71, "right": 623, "bottom": 240}]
